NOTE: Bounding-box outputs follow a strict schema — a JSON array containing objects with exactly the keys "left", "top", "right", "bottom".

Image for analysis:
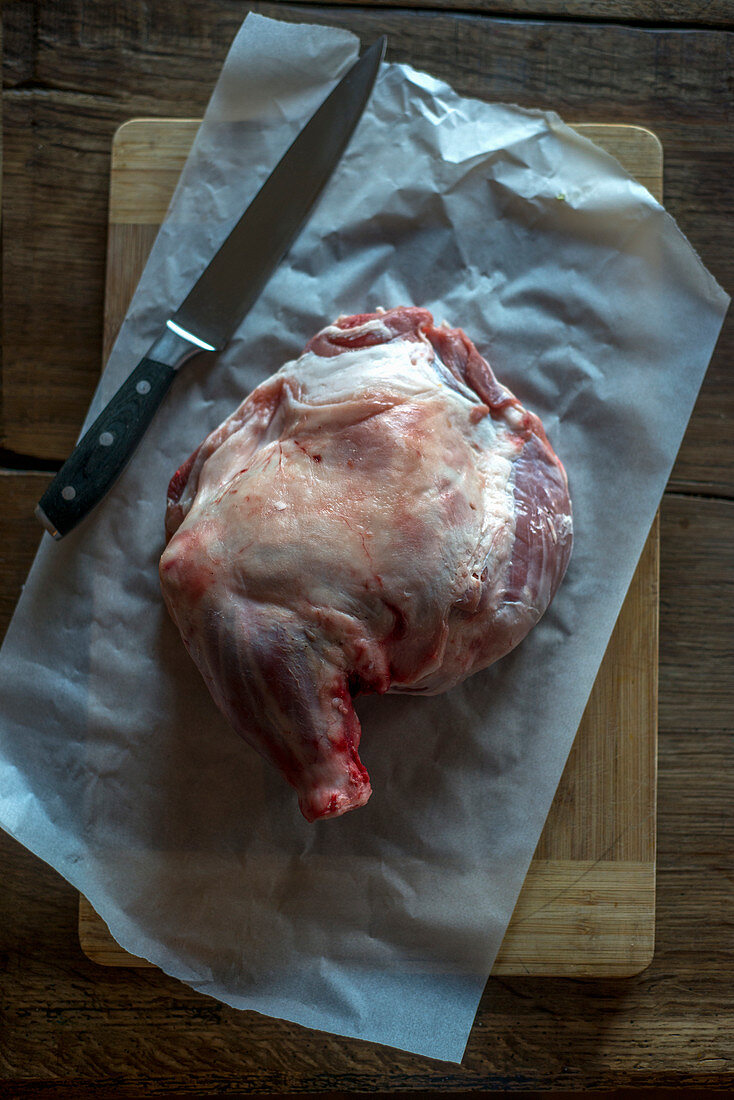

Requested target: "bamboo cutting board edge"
[{"left": 78, "top": 119, "right": 660, "bottom": 978}]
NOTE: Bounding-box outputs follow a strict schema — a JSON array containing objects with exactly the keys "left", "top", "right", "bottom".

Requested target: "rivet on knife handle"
[{"left": 36, "top": 328, "right": 205, "bottom": 539}]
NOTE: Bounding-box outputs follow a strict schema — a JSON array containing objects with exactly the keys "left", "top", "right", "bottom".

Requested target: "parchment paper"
[{"left": 0, "top": 13, "right": 728, "bottom": 1062}]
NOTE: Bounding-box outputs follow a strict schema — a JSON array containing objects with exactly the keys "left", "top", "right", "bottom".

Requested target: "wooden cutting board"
[{"left": 79, "top": 120, "right": 660, "bottom": 977}]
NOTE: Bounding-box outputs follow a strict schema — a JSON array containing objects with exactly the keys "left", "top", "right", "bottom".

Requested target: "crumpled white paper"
[{"left": 0, "top": 13, "right": 728, "bottom": 1063}]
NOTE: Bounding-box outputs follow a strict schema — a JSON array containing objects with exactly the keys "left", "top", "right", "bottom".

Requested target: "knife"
[{"left": 36, "top": 36, "right": 386, "bottom": 540}]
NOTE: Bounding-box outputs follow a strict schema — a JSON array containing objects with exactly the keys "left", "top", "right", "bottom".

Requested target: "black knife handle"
[{"left": 37, "top": 356, "right": 177, "bottom": 539}]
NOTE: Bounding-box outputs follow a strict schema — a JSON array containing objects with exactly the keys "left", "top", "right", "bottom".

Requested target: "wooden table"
[{"left": 2, "top": 2, "right": 732, "bottom": 1093}]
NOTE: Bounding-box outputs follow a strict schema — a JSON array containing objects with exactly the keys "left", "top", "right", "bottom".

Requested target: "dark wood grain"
[
  {"left": 659, "top": 495, "right": 734, "bottom": 732},
  {"left": 290, "top": 0, "right": 734, "bottom": 26},
  {"left": 0, "top": 474, "right": 49, "bottom": 632},
  {"left": 1, "top": 2, "right": 35, "bottom": 87},
  {"left": 2, "top": 93, "right": 122, "bottom": 459},
  {"left": 2, "top": 3, "right": 732, "bottom": 493},
  {"left": 0, "top": 486, "right": 732, "bottom": 1092}
]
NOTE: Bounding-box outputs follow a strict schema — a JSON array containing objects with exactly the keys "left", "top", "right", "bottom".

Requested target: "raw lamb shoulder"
[{"left": 160, "top": 307, "right": 573, "bottom": 821}]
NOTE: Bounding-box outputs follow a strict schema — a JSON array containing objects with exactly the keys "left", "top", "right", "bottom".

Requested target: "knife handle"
[{"left": 36, "top": 356, "right": 177, "bottom": 539}]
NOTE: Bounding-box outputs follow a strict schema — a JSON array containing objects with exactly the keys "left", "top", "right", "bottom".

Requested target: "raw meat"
[{"left": 160, "top": 307, "right": 573, "bottom": 821}]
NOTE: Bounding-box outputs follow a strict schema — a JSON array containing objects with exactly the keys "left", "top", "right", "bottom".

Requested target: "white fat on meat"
[{"left": 160, "top": 307, "right": 573, "bottom": 822}]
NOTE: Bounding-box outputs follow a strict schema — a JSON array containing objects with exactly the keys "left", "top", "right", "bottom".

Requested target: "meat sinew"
[{"left": 160, "top": 307, "right": 573, "bottom": 821}]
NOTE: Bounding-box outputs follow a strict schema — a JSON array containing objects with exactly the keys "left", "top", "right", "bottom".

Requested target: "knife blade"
[{"left": 36, "top": 36, "right": 386, "bottom": 540}]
